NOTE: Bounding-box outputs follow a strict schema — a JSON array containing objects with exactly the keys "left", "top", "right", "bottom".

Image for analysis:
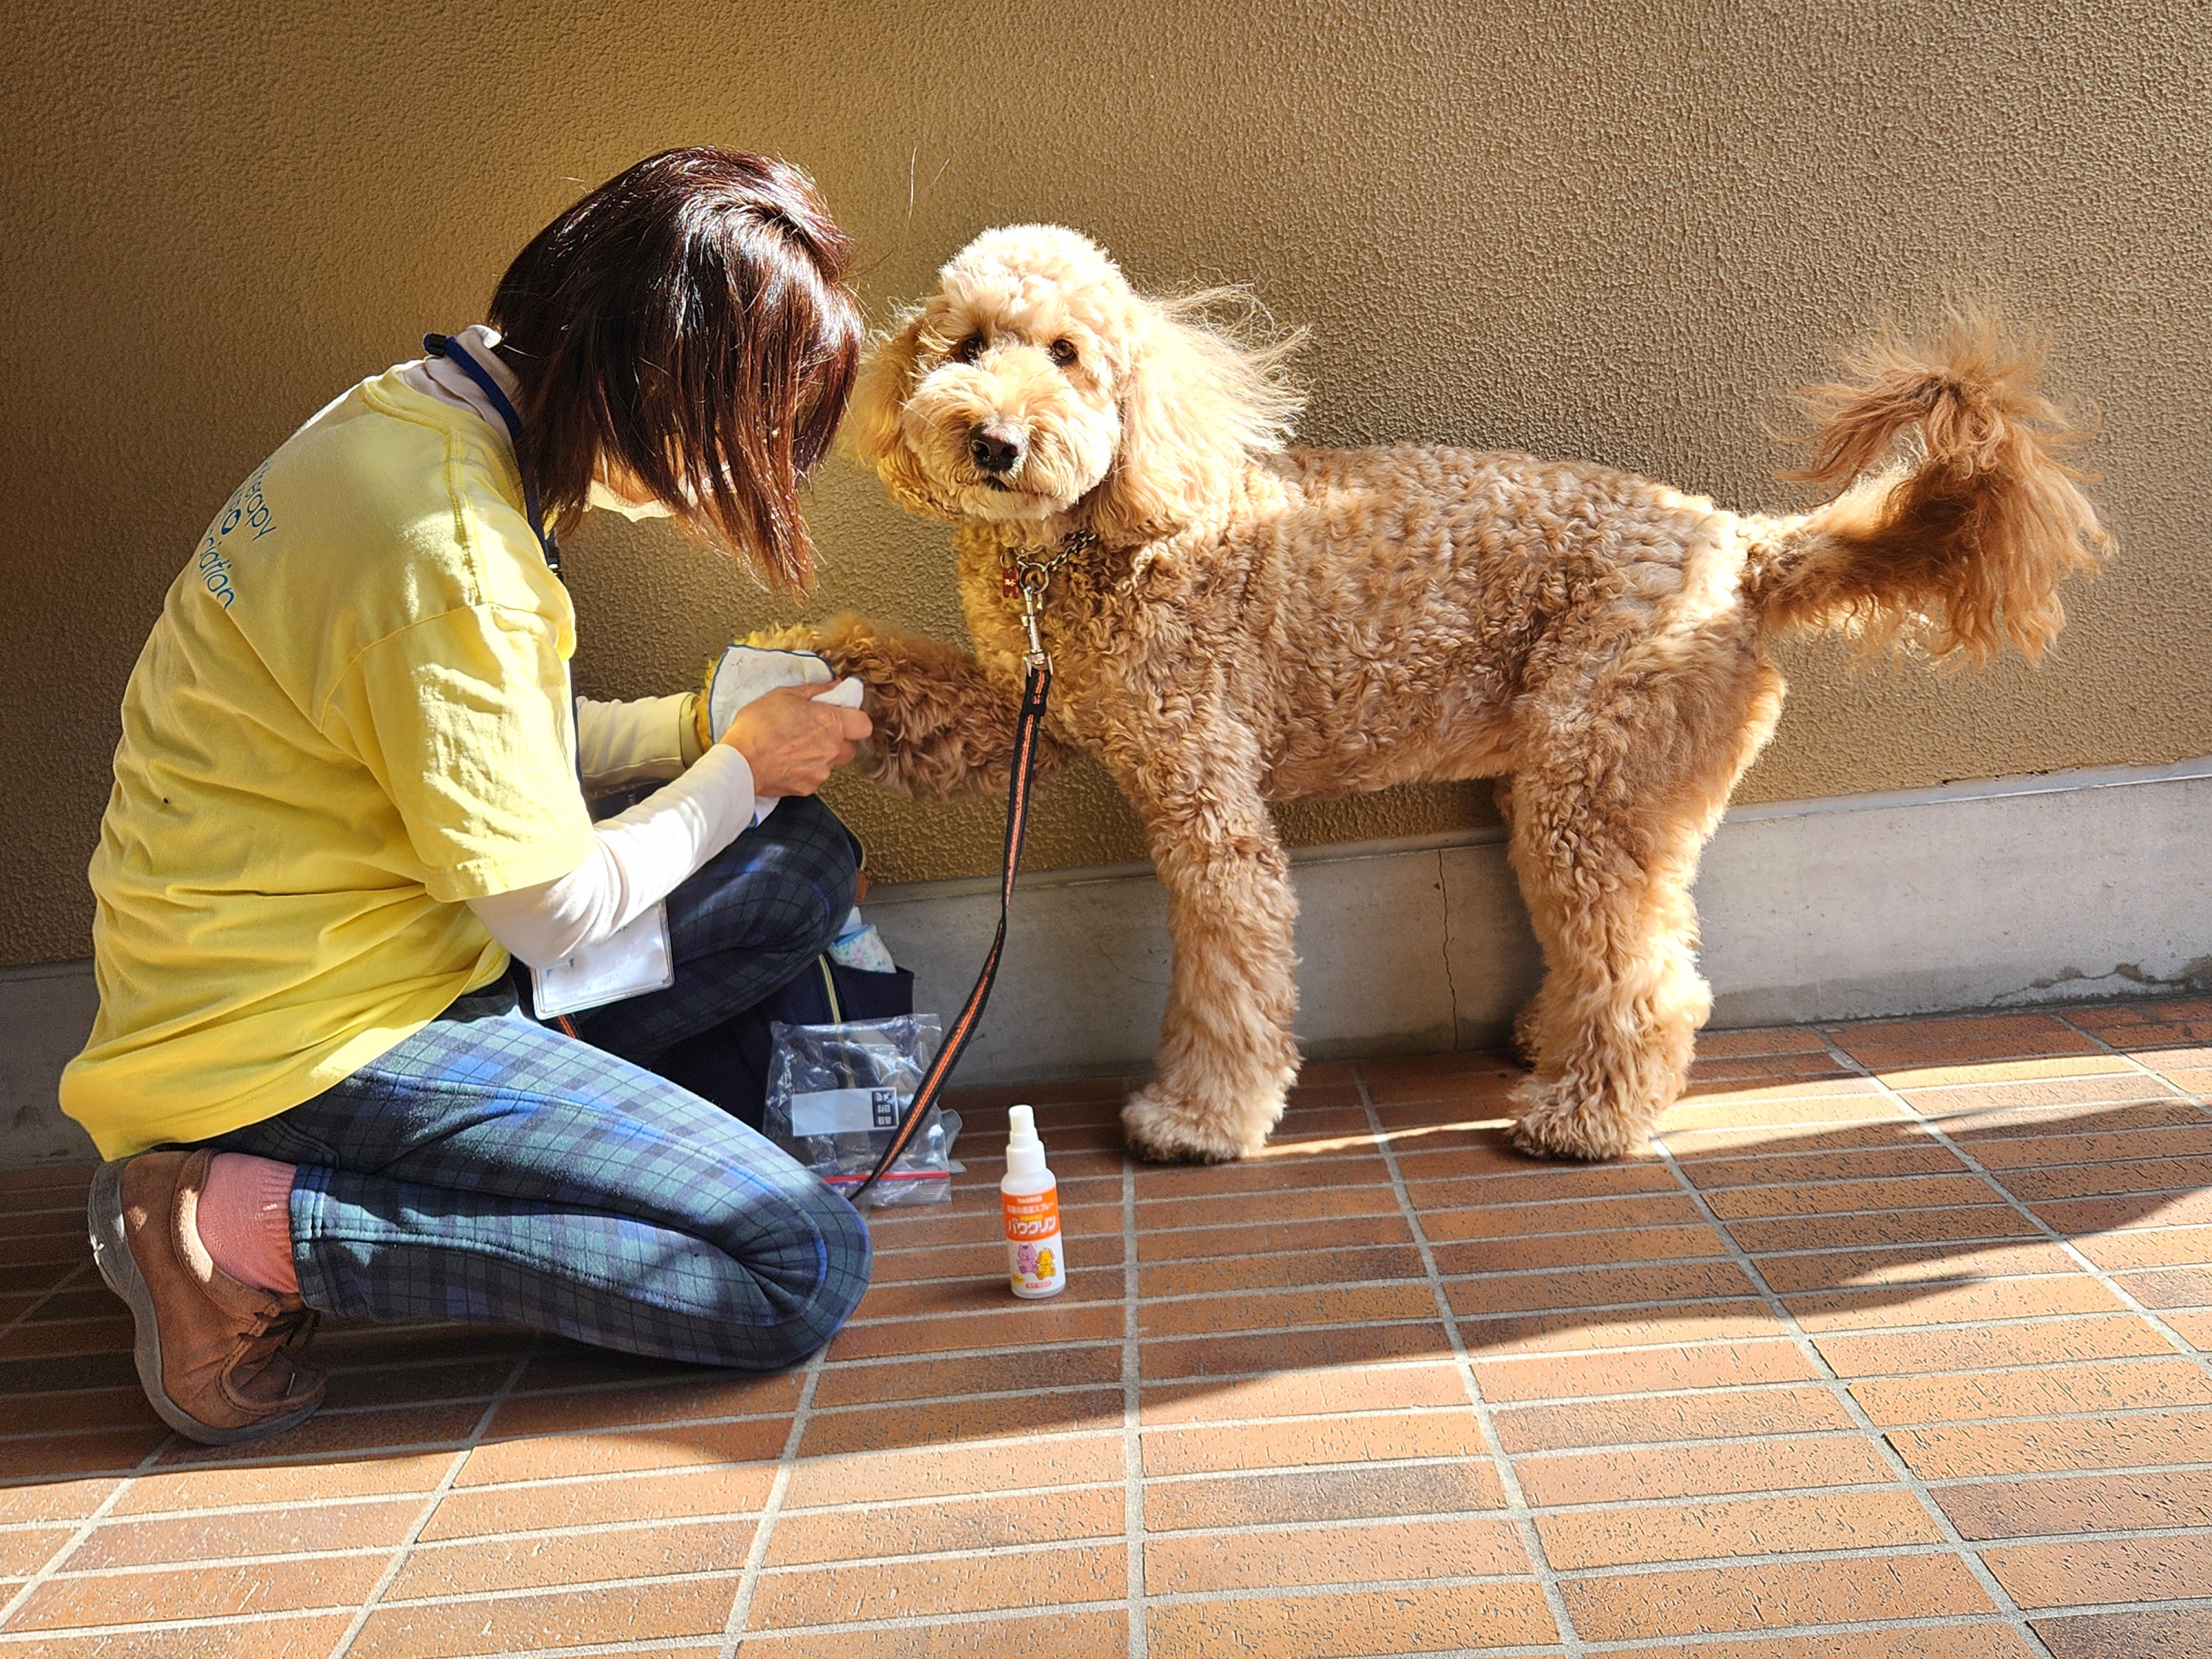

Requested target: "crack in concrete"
[
  {"left": 1992, "top": 954, "right": 2212, "bottom": 1004},
  {"left": 1437, "top": 849, "right": 1462, "bottom": 1046}
]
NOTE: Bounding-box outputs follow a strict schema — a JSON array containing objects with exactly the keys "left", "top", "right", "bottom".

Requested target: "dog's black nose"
[{"left": 970, "top": 427, "right": 1023, "bottom": 474}]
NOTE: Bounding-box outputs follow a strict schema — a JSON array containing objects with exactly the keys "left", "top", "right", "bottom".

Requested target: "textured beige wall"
[{"left": 4, "top": 0, "right": 2208, "bottom": 965}]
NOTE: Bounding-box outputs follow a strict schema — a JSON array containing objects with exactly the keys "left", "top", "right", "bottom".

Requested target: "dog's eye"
[
  {"left": 952, "top": 334, "right": 984, "bottom": 364},
  {"left": 1048, "top": 338, "right": 1079, "bottom": 368}
]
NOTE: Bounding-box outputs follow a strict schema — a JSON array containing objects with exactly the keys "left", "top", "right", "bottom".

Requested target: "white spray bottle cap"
[{"left": 1005, "top": 1105, "right": 1048, "bottom": 1178}]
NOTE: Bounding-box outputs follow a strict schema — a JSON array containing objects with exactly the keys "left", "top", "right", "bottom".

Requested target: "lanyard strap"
[
  {"left": 423, "top": 333, "right": 560, "bottom": 580},
  {"left": 849, "top": 658, "right": 1054, "bottom": 1203},
  {"left": 425, "top": 332, "right": 586, "bottom": 817}
]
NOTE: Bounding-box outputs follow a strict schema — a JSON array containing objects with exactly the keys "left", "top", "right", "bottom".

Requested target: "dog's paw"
[
  {"left": 1121, "top": 1084, "right": 1262, "bottom": 1164},
  {"left": 1506, "top": 1077, "right": 1652, "bottom": 1163}
]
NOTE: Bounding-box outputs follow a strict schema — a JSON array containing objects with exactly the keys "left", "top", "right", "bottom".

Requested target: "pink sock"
[{"left": 197, "top": 1153, "right": 300, "bottom": 1295}]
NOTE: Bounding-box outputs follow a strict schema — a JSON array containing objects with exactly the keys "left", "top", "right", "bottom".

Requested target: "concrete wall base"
[
  {"left": 8, "top": 756, "right": 2208, "bottom": 1168},
  {"left": 0, "top": 959, "right": 103, "bottom": 1169},
  {"left": 866, "top": 755, "right": 2212, "bottom": 1085}
]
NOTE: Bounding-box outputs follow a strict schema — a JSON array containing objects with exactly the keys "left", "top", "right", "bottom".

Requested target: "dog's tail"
[{"left": 1744, "top": 313, "right": 2109, "bottom": 664}]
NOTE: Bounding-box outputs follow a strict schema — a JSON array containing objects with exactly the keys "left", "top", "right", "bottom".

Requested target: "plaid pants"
[{"left": 202, "top": 797, "right": 870, "bottom": 1371}]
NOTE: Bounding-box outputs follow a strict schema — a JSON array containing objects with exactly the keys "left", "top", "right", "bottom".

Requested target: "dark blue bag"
[{"left": 657, "top": 956, "right": 914, "bottom": 1131}]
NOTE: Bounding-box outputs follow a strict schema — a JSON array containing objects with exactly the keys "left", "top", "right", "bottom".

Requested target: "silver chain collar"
[{"left": 1004, "top": 529, "right": 1096, "bottom": 667}]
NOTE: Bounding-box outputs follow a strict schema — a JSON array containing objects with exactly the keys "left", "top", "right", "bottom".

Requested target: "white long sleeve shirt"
[{"left": 471, "top": 740, "right": 757, "bottom": 970}]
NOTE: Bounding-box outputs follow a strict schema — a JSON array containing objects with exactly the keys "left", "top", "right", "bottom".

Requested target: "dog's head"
[{"left": 846, "top": 225, "right": 1304, "bottom": 541}]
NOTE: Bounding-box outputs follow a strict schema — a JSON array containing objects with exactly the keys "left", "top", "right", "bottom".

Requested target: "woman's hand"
[{"left": 720, "top": 684, "right": 872, "bottom": 797}]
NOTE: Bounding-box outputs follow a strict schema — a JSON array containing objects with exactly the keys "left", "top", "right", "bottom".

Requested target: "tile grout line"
[
  {"left": 323, "top": 1604, "right": 2169, "bottom": 1659},
  {"left": 7, "top": 1222, "right": 2153, "bottom": 1360},
  {"left": 13, "top": 1284, "right": 2199, "bottom": 1481},
  {"left": 0, "top": 1259, "right": 96, "bottom": 1349},
  {"left": 18, "top": 1568, "right": 2212, "bottom": 1649},
  {"left": 0, "top": 1429, "right": 175, "bottom": 1631},
  {"left": 26, "top": 1486, "right": 2212, "bottom": 1584},
  {"left": 77, "top": 1527, "right": 2208, "bottom": 1599},
  {"left": 715, "top": 1324, "right": 832, "bottom": 1657},
  {"left": 1355, "top": 1062, "right": 1588, "bottom": 1659},
  {"left": 323, "top": 1329, "right": 541, "bottom": 1659},
  {"left": 15, "top": 1351, "right": 2211, "bottom": 1492},
  {"left": 588, "top": 1186, "right": 2203, "bottom": 1269},
  {"left": 18, "top": 1285, "right": 2205, "bottom": 1426},
  {"left": 748, "top": 1274, "right": 2194, "bottom": 1354},
  {"left": 0, "top": 1195, "right": 168, "bottom": 1615},
  {"left": 37, "top": 1599, "right": 2211, "bottom": 1657},
  {"left": 1570, "top": 1605, "right": 2199, "bottom": 1652},
  {"left": 41, "top": 1425, "right": 2203, "bottom": 1521},
  {"left": 2045, "top": 1009, "right": 2212, "bottom": 1120},
  {"left": 1120, "top": 1145, "right": 1150, "bottom": 1659},
  {"left": 847, "top": 1366, "right": 2204, "bottom": 1422},
  {"left": 866, "top": 1147, "right": 2208, "bottom": 1250},
  {"left": 724, "top": 1288, "right": 2175, "bottom": 1360},
  {"left": 1799, "top": 1016, "right": 2212, "bottom": 1633},
  {"left": 94, "top": 1609, "right": 2118, "bottom": 1659},
  {"left": 33, "top": 1434, "right": 2212, "bottom": 1573},
  {"left": 1816, "top": 1021, "right": 2212, "bottom": 1382},
  {"left": 1641, "top": 1130, "right": 2055, "bottom": 1658}
]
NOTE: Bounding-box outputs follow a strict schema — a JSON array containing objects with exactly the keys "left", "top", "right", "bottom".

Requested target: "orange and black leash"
[
  {"left": 847, "top": 652, "right": 1053, "bottom": 1203},
  {"left": 560, "top": 656, "right": 1044, "bottom": 1131}
]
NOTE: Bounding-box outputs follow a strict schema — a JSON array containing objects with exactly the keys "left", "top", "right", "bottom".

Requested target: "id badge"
[{"left": 531, "top": 900, "right": 676, "bottom": 1018}]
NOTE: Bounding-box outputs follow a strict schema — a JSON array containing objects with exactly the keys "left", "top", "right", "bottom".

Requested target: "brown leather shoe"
[{"left": 88, "top": 1150, "right": 325, "bottom": 1444}]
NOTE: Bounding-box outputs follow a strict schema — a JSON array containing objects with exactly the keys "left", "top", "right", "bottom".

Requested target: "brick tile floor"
[{"left": 3, "top": 995, "right": 2211, "bottom": 1657}]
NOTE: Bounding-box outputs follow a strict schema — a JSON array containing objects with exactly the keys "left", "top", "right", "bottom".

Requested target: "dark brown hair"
[{"left": 489, "top": 147, "right": 863, "bottom": 591}]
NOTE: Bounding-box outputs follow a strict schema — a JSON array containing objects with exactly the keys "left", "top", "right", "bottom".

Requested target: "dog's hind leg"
[
  {"left": 1505, "top": 644, "right": 1784, "bottom": 1161},
  {"left": 1117, "top": 746, "right": 1301, "bottom": 1164},
  {"left": 1505, "top": 796, "right": 1710, "bottom": 1160}
]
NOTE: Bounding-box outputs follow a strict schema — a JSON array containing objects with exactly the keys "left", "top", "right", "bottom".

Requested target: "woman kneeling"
[{"left": 66, "top": 149, "right": 877, "bottom": 1444}]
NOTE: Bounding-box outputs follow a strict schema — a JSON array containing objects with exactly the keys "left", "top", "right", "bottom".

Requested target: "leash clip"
[
  {"left": 1007, "top": 528, "right": 1093, "bottom": 674},
  {"left": 1018, "top": 567, "right": 1051, "bottom": 670}
]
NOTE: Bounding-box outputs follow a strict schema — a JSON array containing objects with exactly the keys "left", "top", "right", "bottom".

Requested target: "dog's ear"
[
  {"left": 844, "top": 307, "right": 959, "bottom": 522},
  {"left": 1085, "top": 292, "right": 1307, "bottom": 543}
]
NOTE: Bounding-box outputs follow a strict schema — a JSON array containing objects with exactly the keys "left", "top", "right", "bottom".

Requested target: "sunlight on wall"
[{"left": 3, "top": 0, "right": 2207, "bottom": 959}]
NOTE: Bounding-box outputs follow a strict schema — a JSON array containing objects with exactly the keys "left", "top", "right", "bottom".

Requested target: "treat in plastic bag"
[{"left": 765, "top": 1015, "right": 953, "bottom": 1207}]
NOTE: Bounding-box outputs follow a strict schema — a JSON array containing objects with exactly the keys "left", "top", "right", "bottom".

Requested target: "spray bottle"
[{"left": 1001, "top": 1105, "right": 1066, "bottom": 1298}]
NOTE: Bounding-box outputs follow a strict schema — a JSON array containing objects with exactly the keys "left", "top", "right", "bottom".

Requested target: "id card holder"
[{"left": 531, "top": 899, "right": 676, "bottom": 1018}]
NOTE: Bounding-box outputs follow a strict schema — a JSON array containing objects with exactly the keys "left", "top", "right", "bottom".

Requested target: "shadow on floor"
[{"left": 6, "top": 1057, "right": 2205, "bottom": 1488}]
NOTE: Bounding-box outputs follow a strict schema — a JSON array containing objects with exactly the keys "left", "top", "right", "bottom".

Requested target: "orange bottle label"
[{"left": 1002, "top": 1187, "right": 1060, "bottom": 1242}]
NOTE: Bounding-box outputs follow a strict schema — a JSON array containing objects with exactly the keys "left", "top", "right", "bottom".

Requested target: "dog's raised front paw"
[
  {"left": 1506, "top": 1077, "right": 1652, "bottom": 1163},
  {"left": 1121, "top": 1083, "right": 1266, "bottom": 1164}
]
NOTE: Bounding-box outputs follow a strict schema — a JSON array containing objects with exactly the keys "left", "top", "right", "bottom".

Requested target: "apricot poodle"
[{"left": 766, "top": 226, "right": 2107, "bottom": 1164}]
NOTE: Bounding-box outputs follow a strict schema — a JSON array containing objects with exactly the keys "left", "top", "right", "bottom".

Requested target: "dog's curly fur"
[{"left": 770, "top": 226, "right": 2109, "bottom": 1164}]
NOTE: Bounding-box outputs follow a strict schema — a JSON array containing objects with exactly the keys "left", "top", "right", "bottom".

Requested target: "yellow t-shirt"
[{"left": 62, "top": 369, "right": 597, "bottom": 1159}]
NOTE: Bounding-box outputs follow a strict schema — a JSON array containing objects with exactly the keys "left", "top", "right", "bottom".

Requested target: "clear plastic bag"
[{"left": 764, "top": 1014, "right": 954, "bottom": 1208}]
